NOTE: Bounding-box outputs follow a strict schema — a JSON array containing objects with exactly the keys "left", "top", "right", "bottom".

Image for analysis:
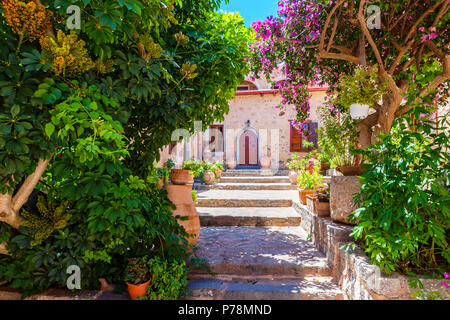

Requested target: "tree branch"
[
  {"left": 404, "top": 0, "right": 446, "bottom": 44},
  {"left": 358, "top": 0, "right": 385, "bottom": 72},
  {"left": 12, "top": 158, "right": 51, "bottom": 213},
  {"left": 0, "top": 242, "right": 9, "bottom": 256}
]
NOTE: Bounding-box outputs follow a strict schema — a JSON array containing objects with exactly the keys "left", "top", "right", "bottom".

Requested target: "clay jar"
[
  {"left": 165, "top": 184, "right": 200, "bottom": 246},
  {"left": 288, "top": 171, "right": 298, "bottom": 185},
  {"left": 227, "top": 159, "right": 237, "bottom": 170},
  {"left": 126, "top": 280, "right": 151, "bottom": 300},
  {"left": 170, "top": 169, "right": 194, "bottom": 185},
  {"left": 203, "top": 170, "right": 215, "bottom": 185},
  {"left": 260, "top": 156, "right": 271, "bottom": 169}
]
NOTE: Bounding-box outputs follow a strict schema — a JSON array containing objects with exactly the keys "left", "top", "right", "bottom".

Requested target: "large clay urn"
[
  {"left": 165, "top": 184, "right": 200, "bottom": 246},
  {"left": 227, "top": 159, "right": 237, "bottom": 170},
  {"left": 260, "top": 156, "right": 271, "bottom": 169},
  {"left": 288, "top": 170, "right": 298, "bottom": 185},
  {"left": 170, "top": 169, "right": 194, "bottom": 185},
  {"left": 203, "top": 170, "right": 215, "bottom": 185}
]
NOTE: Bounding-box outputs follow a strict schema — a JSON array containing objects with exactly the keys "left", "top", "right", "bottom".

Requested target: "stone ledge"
[{"left": 293, "top": 200, "right": 447, "bottom": 300}]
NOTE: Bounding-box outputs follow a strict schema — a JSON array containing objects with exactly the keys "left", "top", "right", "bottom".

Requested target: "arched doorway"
[{"left": 238, "top": 129, "right": 259, "bottom": 167}]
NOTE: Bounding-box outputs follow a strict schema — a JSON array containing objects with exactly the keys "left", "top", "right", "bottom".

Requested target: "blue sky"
[{"left": 219, "top": 0, "right": 279, "bottom": 26}]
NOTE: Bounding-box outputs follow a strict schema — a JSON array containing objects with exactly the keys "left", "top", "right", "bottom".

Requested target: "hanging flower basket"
[{"left": 349, "top": 104, "right": 370, "bottom": 120}]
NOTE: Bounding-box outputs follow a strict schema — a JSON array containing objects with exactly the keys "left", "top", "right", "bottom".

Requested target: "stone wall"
[{"left": 293, "top": 201, "right": 447, "bottom": 300}]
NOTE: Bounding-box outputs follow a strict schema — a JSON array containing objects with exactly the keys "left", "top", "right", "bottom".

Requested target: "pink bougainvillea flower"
[
  {"left": 441, "top": 282, "right": 450, "bottom": 290},
  {"left": 444, "top": 272, "right": 449, "bottom": 279},
  {"left": 418, "top": 26, "right": 425, "bottom": 32}
]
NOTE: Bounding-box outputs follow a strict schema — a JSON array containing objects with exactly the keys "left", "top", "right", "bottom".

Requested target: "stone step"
[
  {"left": 196, "top": 190, "right": 298, "bottom": 208},
  {"left": 195, "top": 183, "right": 297, "bottom": 191},
  {"left": 222, "top": 170, "right": 289, "bottom": 177},
  {"left": 219, "top": 176, "right": 291, "bottom": 184},
  {"left": 190, "top": 227, "right": 332, "bottom": 277},
  {"left": 186, "top": 276, "right": 344, "bottom": 300},
  {"left": 198, "top": 207, "right": 301, "bottom": 227}
]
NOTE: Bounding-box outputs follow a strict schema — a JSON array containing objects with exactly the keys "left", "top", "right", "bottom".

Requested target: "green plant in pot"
[
  {"left": 315, "top": 184, "right": 330, "bottom": 217},
  {"left": 211, "top": 161, "right": 224, "bottom": 179},
  {"left": 297, "top": 165, "right": 323, "bottom": 205},
  {"left": 124, "top": 257, "right": 151, "bottom": 300},
  {"left": 201, "top": 162, "right": 216, "bottom": 185},
  {"left": 170, "top": 159, "right": 195, "bottom": 185},
  {"left": 333, "top": 65, "right": 389, "bottom": 120},
  {"left": 287, "top": 154, "right": 309, "bottom": 184}
]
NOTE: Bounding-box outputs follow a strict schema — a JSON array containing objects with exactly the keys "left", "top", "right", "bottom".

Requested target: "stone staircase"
[{"left": 187, "top": 170, "right": 344, "bottom": 300}]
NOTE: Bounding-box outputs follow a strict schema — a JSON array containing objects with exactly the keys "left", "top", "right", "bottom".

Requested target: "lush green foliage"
[
  {"left": 0, "top": 0, "right": 250, "bottom": 298},
  {"left": 124, "top": 257, "right": 150, "bottom": 285},
  {"left": 142, "top": 256, "right": 188, "bottom": 300},
  {"left": 350, "top": 109, "right": 450, "bottom": 274}
]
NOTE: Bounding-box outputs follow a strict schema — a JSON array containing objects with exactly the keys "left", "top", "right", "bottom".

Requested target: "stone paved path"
[{"left": 187, "top": 169, "right": 344, "bottom": 300}]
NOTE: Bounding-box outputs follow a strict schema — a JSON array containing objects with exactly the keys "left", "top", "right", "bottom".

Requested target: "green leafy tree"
[{"left": 0, "top": 0, "right": 250, "bottom": 295}]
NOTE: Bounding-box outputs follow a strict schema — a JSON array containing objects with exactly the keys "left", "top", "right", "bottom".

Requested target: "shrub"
[
  {"left": 142, "top": 256, "right": 188, "bottom": 300},
  {"left": 297, "top": 165, "right": 323, "bottom": 190},
  {"left": 350, "top": 109, "right": 449, "bottom": 275}
]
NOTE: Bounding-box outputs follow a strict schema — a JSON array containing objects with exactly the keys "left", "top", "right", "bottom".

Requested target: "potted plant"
[
  {"left": 287, "top": 154, "right": 309, "bottom": 184},
  {"left": 170, "top": 159, "right": 195, "bottom": 185},
  {"left": 315, "top": 184, "right": 330, "bottom": 217},
  {"left": 212, "top": 161, "right": 224, "bottom": 179},
  {"left": 124, "top": 257, "right": 151, "bottom": 300},
  {"left": 202, "top": 162, "right": 216, "bottom": 185},
  {"left": 333, "top": 65, "right": 389, "bottom": 120},
  {"left": 297, "top": 165, "right": 323, "bottom": 205}
]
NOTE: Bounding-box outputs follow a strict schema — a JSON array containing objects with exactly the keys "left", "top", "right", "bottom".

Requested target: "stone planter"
[
  {"left": 330, "top": 176, "right": 361, "bottom": 225},
  {"left": 298, "top": 188, "right": 316, "bottom": 205},
  {"left": 306, "top": 195, "right": 316, "bottom": 213},
  {"left": 227, "top": 159, "right": 237, "bottom": 170},
  {"left": 170, "top": 169, "right": 194, "bottom": 185},
  {"left": 315, "top": 199, "right": 330, "bottom": 217},
  {"left": 288, "top": 170, "right": 298, "bottom": 185},
  {"left": 203, "top": 170, "right": 215, "bottom": 185},
  {"left": 260, "top": 156, "right": 271, "bottom": 169},
  {"left": 165, "top": 184, "right": 200, "bottom": 246}
]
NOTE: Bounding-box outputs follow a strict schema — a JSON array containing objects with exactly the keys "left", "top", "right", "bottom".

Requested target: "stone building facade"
[{"left": 158, "top": 75, "right": 328, "bottom": 170}]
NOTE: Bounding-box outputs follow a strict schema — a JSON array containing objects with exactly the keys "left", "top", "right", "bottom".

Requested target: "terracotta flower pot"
[
  {"left": 170, "top": 169, "right": 194, "bottom": 185},
  {"left": 214, "top": 167, "right": 222, "bottom": 179},
  {"left": 315, "top": 199, "right": 330, "bottom": 217},
  {"left": 227, "top": 159, "right": 237, "bottom": 170},
  {"left": 320, "top": 162, "right": 330, "bottom": 172},
  {"left": 306, "top": 195, "right": 317, "bottom": 213},
  {"left": 126, "top": 279, "right": 151, "bottom": 300},
  {"left": 288, "top": 170, "right": 298, "bottom": 185},
  {"left": 203, "top": 170, "right": 215, "bottom": 185},
  {"left": 298, "top": 189, "right": 316, "bottom": 205},
  {"left": 337, "top": 166, "right": 367, "bottom": 176},
  {"left": 260, "top": 156, "right": 271, "bottom": 169},
  {"left": 165, "top": 184, "right": 201, "bottom": 246}
]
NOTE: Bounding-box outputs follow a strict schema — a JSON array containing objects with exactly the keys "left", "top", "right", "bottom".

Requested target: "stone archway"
[{"left": 236, "top": 127, "right": 259, "bottom": 167}]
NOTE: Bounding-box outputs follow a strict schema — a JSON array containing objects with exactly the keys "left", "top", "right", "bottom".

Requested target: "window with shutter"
[{"left": 290, "top": 120, "right": 318, "bottom": 152}]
